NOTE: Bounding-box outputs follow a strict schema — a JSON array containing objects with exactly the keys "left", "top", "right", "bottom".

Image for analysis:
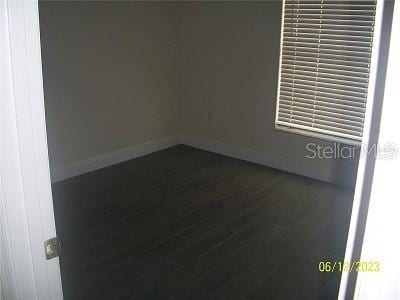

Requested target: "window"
[{"left": 275, "top": 0, "right": 378, "bottom": 145}]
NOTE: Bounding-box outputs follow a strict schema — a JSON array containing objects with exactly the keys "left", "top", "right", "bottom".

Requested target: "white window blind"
[{"left": 275, "top": 0, "right": 377, "bottom": 145}]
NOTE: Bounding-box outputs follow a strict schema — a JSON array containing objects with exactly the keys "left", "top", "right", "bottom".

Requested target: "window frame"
[{"left": 274, "top": 0, "right": 381, "bottom": 146}]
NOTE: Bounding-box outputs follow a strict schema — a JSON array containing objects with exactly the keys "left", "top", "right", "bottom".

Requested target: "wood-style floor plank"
[{"left": 52, "top": 145, "right": 353, "bottom": 299}]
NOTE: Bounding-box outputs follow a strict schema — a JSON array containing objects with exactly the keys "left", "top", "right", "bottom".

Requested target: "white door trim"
[
  {"left": 0, "top": 0, "right": 63, "bottom": 299},
  {"left": 338, "top": 0, "right": 394, "bottom": 299},
  {"left": 355, "top": 0, "right": 400, "bottom": 298}
]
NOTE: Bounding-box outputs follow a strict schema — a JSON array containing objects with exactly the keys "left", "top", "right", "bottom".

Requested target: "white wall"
[
  {"left": 39, "top": 1, "right": 358, "bottom": 186},
  {"left": 39, "top": 1, "right": 179, "bottom": 174},
  {"left": 179, "top": 1, "right": 358, "bottom": 186}
]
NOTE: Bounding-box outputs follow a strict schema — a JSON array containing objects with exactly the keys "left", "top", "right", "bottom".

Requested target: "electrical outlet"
[{"left": 207, "top": 109, "right": 213, "bottom": 121}]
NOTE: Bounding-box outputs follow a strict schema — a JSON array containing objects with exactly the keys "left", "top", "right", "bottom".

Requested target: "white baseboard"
[
  {"left": 52, "top": 134, "right": 336, "bottom": 184},
  {"left": 51, "top": 136, "right": 178, "bottom": 182},
  {"left": 178, "top": 134, "right": 336, "bottom": 184}
]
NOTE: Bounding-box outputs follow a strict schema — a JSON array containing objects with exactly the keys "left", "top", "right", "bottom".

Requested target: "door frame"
[
  {"left": 0, "top": 0, "right": 63, "bottom": 299},
  {"left": 355, "top": 1, "right": 400, "bottom": 297},
  {"left": 338, "top": 0, "right": 395, "bottom": 299}
]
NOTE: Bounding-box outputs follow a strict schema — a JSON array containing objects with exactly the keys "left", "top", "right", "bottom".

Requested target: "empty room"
[{"left": 2, "top": 0, "right": 398, "bottom": 299}]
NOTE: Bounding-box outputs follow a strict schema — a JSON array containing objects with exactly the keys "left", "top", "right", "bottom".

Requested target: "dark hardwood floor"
[{"left": 52, "top": 145, "right": 354, "bottom": 299}]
